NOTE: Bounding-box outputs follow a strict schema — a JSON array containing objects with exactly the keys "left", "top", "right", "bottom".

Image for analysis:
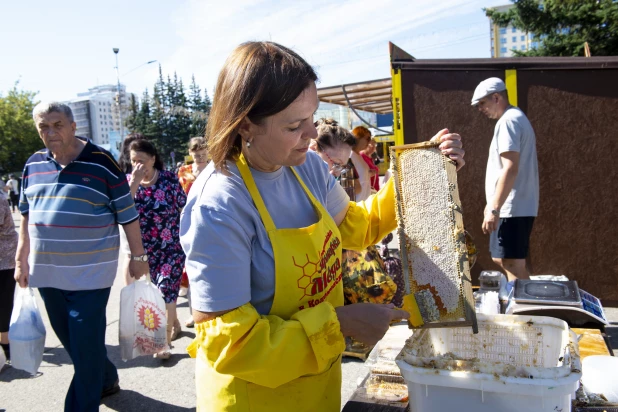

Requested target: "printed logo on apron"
[{"left": 295, "top": 229, "right": 342, "bottom": 311}]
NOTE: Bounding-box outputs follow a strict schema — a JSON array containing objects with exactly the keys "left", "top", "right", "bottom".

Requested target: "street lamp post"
[{"left": 112, "top": 48, "right": 124, "bottom": 141}]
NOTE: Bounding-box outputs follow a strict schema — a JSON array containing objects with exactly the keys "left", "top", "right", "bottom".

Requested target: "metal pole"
[{"left": 113, "top": 48, "right": 124, "bottom": 140}]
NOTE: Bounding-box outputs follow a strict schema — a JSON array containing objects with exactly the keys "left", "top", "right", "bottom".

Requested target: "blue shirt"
[
  {"left": 180, "top": 151, "right": 349, "bottom": 314},
  {"left": 20, "top": 137, "right": 138, "bottom": 290}
]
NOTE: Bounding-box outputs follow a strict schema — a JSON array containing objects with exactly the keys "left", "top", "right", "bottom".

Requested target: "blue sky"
[{"left": 1, "top": 0, "right": 508, "bottom": 102}]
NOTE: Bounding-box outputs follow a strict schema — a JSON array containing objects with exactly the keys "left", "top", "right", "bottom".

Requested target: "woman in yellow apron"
[{"left": 179, "top": 41, "right": 465, "bottom": 411}]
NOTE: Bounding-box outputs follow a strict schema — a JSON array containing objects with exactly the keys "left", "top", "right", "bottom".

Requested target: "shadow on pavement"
[
  {"left": 106, "top": 344, "right": 191, "bottom": 369},
  {"left": 0, "top": 365, "right": 44, "bottom": 382},
  {"left": 101, "top": 389, "right": 195, "bottom": 411},
  {"left": 41, "top": 346, "right": 72, "bottom": 367}
]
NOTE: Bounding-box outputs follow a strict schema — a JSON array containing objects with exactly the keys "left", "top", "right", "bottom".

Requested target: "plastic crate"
[{"left": 396, "top": 314, "right": 582, "bottom": 412}]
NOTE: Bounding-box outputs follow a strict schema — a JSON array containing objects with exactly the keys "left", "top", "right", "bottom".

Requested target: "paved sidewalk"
[
  {"left": 0, "top": 214, "right": 367, "bottom": 411},
  {"left": 1, "top": 211, "right": 616, "bottom": 411}
]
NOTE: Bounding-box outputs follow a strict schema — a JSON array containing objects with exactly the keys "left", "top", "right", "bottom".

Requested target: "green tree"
[
  {"left": 135, "top": 90, "right": 152, "bottom": 136},
  {"left": 0, "top": 83, "right": 41, "bottom": 173},
  {"left": 125, "top": 93, "right": 140, "bottom": 133},
  {"left": 188, "top": 74, "right": 210, "bottom": 137},
  {"left": 149, "top": 66, "right": 167, "bottom": 156},
  {"left": 485, "top": 0, "right": 618, "bottom": 56},
  {"left": 125, "top": 66, "right": 210, "bottom": 167},
  {"left": 162, "top": 73, "right": 192, "bottom": 163}
]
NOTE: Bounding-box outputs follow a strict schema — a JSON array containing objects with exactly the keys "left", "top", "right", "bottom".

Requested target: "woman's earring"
[{"left": 247, "top": 140, "right": 251, "bottom": 148}]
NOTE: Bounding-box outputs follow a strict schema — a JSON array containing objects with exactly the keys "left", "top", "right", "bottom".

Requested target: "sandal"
[
  {"left": 153, "top": 346, "right": 172, "bottom": 360},
  {"left": 185, "top": 318, "right": 195, "bottom": 328}
]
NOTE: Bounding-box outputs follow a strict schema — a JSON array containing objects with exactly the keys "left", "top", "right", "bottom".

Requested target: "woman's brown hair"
[
  {"left": 351, "top": 126, "right": 372, "bottom": 150},
  {"left": 314, "top": 118, "right": 356, "bottom": 150},
  {"left": 207, "top": 41, "right": 318, "bottom": 170},
  {"left": 129, "top": 139, "right": 165, "bottom": 171},
  {"left": 188, "top": 136, "right": 208, "bottom": 152}
]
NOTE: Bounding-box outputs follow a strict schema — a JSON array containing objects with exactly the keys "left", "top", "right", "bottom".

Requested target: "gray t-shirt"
[
  {"left": 485, "top": 106, "right": 539, "bottom": 217},
  {"left": 179, "top": 151, "right": 349, "bottom": 315}
]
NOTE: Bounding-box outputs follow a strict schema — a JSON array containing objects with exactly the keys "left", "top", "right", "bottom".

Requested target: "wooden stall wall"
[{"left": 400, "top": 66, "right": 618, "bottom": 304}]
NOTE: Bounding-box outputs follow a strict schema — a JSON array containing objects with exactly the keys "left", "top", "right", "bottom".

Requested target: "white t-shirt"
[
  {"left": 350, "top": 151, "right": 371, "bottom": 202},
  {"left": 179, "top": 151, "right": 350, "bottom": 315},
  {"left": 485, "top": 107, "right": 539, "bottom": 217},
  {"left": 7, "top": 179, "right": 18, "bottom": 195}
]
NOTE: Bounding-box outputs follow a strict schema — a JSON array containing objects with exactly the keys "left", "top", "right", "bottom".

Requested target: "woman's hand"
[
  {"left": 335, "top": 303, "right": 409, "bottom": 345},
  {"left": 132, "top": 162, "right": 147, "bottom": 182},
  {"left": 431, "top": 128, "right": 465, "bottom": 171}
]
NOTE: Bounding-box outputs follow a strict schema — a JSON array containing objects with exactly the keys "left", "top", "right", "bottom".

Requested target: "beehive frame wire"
[{"left": 391, "top": 142, "right": 477, "bottom": 332}]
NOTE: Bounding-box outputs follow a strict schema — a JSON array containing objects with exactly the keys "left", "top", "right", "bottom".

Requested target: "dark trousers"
[
  {"left": 9, "top": 192, "right": 18, "bottom": 211},
  {"left": 39, "top": 287, "right": 118, "bottom": 412}
]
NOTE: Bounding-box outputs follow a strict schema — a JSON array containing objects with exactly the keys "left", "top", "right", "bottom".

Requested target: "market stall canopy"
[{"left": 317, "top": 78, "right": 393, "bottom": 115}]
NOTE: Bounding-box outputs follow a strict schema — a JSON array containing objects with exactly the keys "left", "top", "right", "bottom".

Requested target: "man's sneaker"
[{"left": 101, "top": 380, "right": 120, "bottom": 399}]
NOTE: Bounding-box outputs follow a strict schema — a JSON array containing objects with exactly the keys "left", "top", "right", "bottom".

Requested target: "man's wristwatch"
[
  {"left": 490, "top": 209, "right": 500, "bottom": 217},
  {"left": 130, "top": 254, "right": 148, "bottom": 262}
]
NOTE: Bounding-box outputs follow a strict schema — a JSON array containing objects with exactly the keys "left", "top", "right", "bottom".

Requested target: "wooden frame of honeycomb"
[{"left": 391, "top": 141, "right": 477, "bottom": 332}]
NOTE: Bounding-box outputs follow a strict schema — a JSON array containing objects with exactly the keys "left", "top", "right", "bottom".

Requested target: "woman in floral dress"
[{"left": 128, "top": 139, "right": 187, "bottom": 359}]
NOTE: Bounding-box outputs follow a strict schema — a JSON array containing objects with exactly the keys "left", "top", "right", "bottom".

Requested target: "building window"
[
  {"left": 521, "top": 35, "right": 525, "bottom": 41},
  {"left": 521, "top": 45, "right": 526, "bottom": 50},
  {"left": 531, "top": 42, "right": 539, "bottom": 48},
  {"left": 500, "top": 38, "right": 507, "bottom": 44},
  {"left": 500, "top": 47, "right": 507, "bottom": 53},
  {"left": 512, "top": 27, "right": 516, "bottom": 33},
  {"left": 499, "top": 28, "right": 506, "bottom": 35},
  {"left": 512, "top": 36, "right": 517, "bottom": 42}
]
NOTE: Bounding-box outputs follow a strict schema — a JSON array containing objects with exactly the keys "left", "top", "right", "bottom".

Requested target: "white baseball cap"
[{"left": 471, "top": 77, "right": 506, "bottom": 106}]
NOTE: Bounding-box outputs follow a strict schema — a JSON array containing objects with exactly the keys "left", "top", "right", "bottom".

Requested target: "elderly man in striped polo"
[{"left": 14, "top": 102, "right": 150, "bottom": 412}]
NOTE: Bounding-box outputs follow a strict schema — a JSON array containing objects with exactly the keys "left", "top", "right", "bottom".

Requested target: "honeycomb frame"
[{"left": 391, "top": 141, "right": 477, "bottom": 331}]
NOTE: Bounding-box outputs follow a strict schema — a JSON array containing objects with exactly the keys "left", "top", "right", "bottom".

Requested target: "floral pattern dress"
[{"left": 130, "top": 170, "right": 187, "bottom": 303}]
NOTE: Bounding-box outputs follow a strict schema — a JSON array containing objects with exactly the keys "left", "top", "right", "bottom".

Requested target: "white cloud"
[{"left": 162, "top": 0, "right": 504, "bottom": 95}]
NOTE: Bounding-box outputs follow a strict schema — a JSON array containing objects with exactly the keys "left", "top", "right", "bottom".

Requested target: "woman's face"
[
  {"left": 364, "top": 140, "right": 376, "bottom": 155},
  {"left": 316, "top": 144, "right": 352, "bottom": 177},
  {"left": 130, "top": 150, "right": 156, "bottom": 172},
  {"left": 240, "top": 83, "right": 319, "bottom": 172},
  {"left": 189, "top": 148, "right": 208, "bottom": 166}
]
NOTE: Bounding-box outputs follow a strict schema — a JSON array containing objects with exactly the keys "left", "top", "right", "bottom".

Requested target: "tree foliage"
[
  {"left": 485, "top": 0, "right": 618, "bottom": 56},
  {"left": 125, "top": 65, "right": 211, "bottom": 166},
  {"left": 0, "top": 83, "right": 41, "bottom": 174}
]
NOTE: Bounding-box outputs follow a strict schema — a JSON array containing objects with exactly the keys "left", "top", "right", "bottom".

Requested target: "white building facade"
[
  {"left": 65, "top": 84, "right": 131, "bottom": 148},
  {"left": 489, "top": 4, "right": 540, "bottom": 58}
]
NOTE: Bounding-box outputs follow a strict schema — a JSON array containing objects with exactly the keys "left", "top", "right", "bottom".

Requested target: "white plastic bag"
[
  {"left": 119, "top": 276, "right": 167, "bottom": 361},
  {"left": 8, "top": 287, "right": 46, "bottom": 375}
]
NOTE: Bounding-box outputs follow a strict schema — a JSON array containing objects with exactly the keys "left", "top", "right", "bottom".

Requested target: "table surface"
[
  {"left": 344, "top": 326, "right": 613, "bottom": 411},
  {"left": 571, "top": 327, "right": 612, "bottom": 360}
]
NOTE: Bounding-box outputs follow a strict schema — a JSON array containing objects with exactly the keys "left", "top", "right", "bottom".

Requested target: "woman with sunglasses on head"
[
  {"left": 310, "top": 118, "right": 360, "bottom": 200},
  {"left": 179, "top": 41, "right": 465, "bottom": 411}
]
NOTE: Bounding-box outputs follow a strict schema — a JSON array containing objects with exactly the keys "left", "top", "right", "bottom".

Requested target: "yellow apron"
[{"left": 191, "top": 154, "right": 344, "bottom": 411}]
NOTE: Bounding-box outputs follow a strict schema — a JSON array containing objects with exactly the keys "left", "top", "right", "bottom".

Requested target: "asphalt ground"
[
  {"left": 0, "top": 211, "right": 371, "bottom": 411},
  {"left": 1, "top": 210, "right": 616, "bottom": 411}
]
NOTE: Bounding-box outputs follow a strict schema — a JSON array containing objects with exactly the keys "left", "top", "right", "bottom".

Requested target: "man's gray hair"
[{"left": 32, "top": 102, "right": 74, "bottom": 123}]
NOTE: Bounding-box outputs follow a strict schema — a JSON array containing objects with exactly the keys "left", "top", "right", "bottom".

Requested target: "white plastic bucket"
[{"left": 396, "top": 314, "right": 582, "bottom": 412}]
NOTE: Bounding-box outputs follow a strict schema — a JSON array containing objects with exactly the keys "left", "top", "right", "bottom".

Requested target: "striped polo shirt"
[{"left": 20, "top": 137, "right": 139, "bottom": 291}]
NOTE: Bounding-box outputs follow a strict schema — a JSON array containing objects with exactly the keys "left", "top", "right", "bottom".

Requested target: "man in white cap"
[{"left": 472, "top": 77, "right": 539, "bottom": 281}]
